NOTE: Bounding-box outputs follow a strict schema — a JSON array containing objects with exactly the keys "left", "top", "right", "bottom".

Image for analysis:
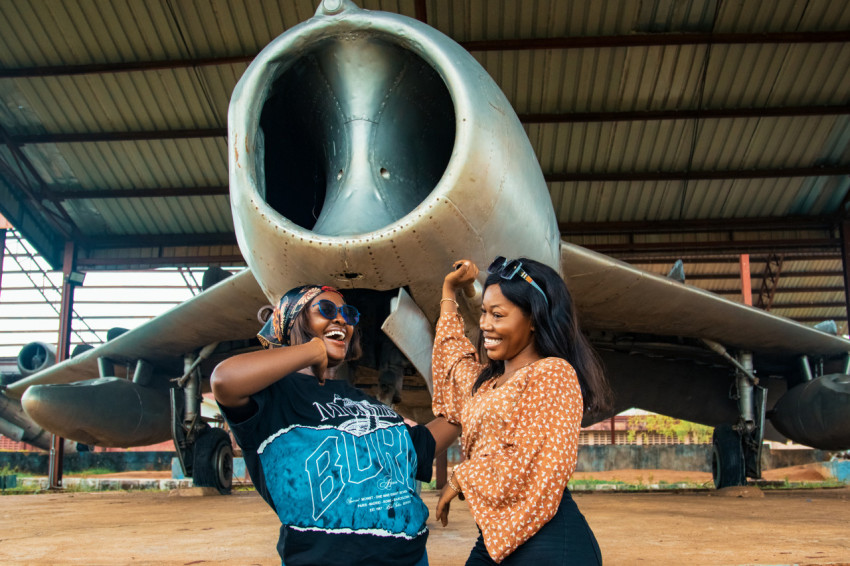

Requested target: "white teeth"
[
  {"left": 484, "top": 338, "right": 502, "bottom": 346},
  {"left": 324, "top": 330, "right": 345, "bottom": 341}
]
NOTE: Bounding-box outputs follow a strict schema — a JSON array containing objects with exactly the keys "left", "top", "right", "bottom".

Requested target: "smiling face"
[
  {"left": 306, "top": 291, "right": 353, "bottom": 365},
  {"left": 480, "top": 283, "right": 539, "bottom": 367}
]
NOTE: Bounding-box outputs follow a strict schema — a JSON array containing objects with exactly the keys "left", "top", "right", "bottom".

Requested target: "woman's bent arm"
[
  {"left": 426, "top": 416, "right": 462, "bottom": 456},
  {"left": 211, "top": 338, "right": 326, "bottom": 408}
]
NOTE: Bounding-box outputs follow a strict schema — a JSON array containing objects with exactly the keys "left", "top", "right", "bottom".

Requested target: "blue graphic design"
[
  {"left": 305, "top": 436, "right": 345, "bottom": 520},
  {"left": 261, "top": 422, "right": 427, "bottom": 538}
]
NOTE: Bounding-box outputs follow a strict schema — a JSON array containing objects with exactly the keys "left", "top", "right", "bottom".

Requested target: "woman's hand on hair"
[
  {"left": 309, "top": 337, "right": 328, "bottom": 384},
  {"left": 444, "top": 259, "right": 478, "bottom": 294}
]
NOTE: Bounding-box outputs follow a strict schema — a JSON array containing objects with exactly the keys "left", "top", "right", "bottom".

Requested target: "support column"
[
  {"left": 841, "top": 221, "right": 850, "bottom": 333},
  {"left": 0, "top": 214, "right": 11, "bottom": 300},
  {"left": 0, "top": 227, "right": 6, "bottom": 301},
  {"left": 739, "top": 254, "right": 752, "bottom": 306},
  {"left": 48, "top": 241, "right": 78, "bottom": 490}
]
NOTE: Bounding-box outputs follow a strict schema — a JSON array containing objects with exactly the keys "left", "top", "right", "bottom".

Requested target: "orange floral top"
[{"left": 432, "top": 312, "right": 584, "bottom": 563}]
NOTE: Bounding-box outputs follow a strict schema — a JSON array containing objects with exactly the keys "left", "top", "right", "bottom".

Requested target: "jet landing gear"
[
  {"left": 712, "top": 425, "right": 746, "bottom": 488},
  {"left": 703, "top": 343, "right": 767, "bottom": 489},
  {"left": 191, "top": 427, "right": 233, "bottom": 494},
  {"left": 171, "top": 349, "right": 233, "bottom": 494}
]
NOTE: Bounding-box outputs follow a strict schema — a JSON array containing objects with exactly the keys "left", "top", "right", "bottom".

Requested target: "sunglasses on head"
[
  {"left": 487, "top": 256, "right": 549, "bottom": 304},
  {"left": 312, "top": 299, "right": 361, "bottom": 326}
]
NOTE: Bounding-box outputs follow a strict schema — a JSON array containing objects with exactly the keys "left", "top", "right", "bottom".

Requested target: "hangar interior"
[
  {"left": 2, "top": 0, "right": 849, "bottom": 339},
  {"left": 1, "top": 0, "right": 849, "bottom": 490}
]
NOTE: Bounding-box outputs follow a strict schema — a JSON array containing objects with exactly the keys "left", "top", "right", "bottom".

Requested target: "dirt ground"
[
  {"left": 1, "top": 469, "right": 848, "bottom": 566},
  {"left": 60, "top": 462, "right": 835, "bottom": 484},
  {"left": 570, "top": 462, "right": 837, "bottom": 485}
]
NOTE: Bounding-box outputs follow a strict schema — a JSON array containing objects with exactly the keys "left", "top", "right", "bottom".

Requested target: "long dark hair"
[
  {"left": 473, "top": 258, "right": 611, "bottom": 416},
  {"left": 288, "top": 301, "right": 362, "bottom": 362}
]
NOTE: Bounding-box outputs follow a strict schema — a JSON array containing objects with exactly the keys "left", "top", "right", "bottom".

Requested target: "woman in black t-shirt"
[{"left": 212, "top": 284, "right": 458, "bottom": 566}]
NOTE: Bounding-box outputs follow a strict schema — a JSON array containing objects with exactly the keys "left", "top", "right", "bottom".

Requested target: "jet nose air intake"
[{"left": 259, "top": 33, "right": 455, "bottom": 237}]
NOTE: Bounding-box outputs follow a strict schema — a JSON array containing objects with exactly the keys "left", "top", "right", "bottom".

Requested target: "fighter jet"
[{"left": 4, "top": 0, "right": 850, "bottom": 493}]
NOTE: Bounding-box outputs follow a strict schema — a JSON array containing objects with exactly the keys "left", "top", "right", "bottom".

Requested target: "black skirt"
[{"left": 464, "top": 489, "right": 602, "bottom": 565}]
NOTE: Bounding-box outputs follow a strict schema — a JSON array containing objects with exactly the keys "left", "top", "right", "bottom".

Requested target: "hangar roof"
[{"left": 1, "top": 0, "right": 849, "bottom": 329}]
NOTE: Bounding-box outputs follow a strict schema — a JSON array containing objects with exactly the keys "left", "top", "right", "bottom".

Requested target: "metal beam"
[
  {"left": 740, "top": 254, "right": 752, "bottom": 306},
  {"left": 616, "top": 253, "right": 840, "bottom": 264},
  {"left": 2, "top": 31, "right": 847, "bottom": 79},
  {"left": 546, "top": 166, "right": 850, "bottom": 183},
  {"left": 584, "top": 238, "right": 838, "bottom": 254},
  {"left": 0, "top": 127, "right": 75, "bottom": 267},
  {"left": 714, "top": 286, "right": 844, "bottom": 295},
  {"left": 0, "top": 55, "right": 254, "bottom": 78},
  {"left": 54, "top": 186, "right": 228, "bottom": 200},
  {"left": 79, "top": 232, "right": 237, "bottom": 249},
  {"left": 76, "top": 255, "right": 245, "bottom": 268},
  {"left": 0, "top": 228, "right": 5, "bottom": 301},
  {"left": 49, "top": 240, "right": 77, "bottom": 490},
  {"left": 8, "top": 129, "right": 225, "bottom": 145},
  {"left": 769, "top": 301, "right": 846, "bottom": 309},
  {"left": 840, "top": 220, "right": 850, "bottom": 327},
  {"left": 461, "top": 31, "right": 850, "bottom": 52},
  {"left": 5, "top": 106, "right": 849, "bottom": 149},
  {"left": 683, "top": 271, "right": 842, "bottom": 281},
  {"left": 756, "top": 253, "right": 784, "bottom": 311},
  {"left": 561, "top": 216, "right": 834, "bottom": 235},
  {"left": 520, "top": 105, "right": 850, "bottom": 124}
]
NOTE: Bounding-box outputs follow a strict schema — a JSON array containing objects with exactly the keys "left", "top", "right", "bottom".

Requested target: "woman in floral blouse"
[{"left": 432, "top": 257, "right": 611, "bottom": 565}]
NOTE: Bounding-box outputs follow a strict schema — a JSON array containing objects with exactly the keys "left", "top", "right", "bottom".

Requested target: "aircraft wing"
[
  {"left": 6, "top": 268, "right": 268, "bottom": 398},
  {"left": 560, "top": 241, "right": 850, "bottom": 357}
]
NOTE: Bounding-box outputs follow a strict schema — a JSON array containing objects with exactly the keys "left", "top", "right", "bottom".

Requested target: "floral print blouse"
[{"left": 432, "top": 312, "right": 584, "bottom": 563}]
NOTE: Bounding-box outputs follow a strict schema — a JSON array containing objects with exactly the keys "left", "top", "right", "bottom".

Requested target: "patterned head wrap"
[{"left": 257, "top": 285, "right": 343, "bottom": 348}]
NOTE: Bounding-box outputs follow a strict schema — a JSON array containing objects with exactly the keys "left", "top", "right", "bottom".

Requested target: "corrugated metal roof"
[{"left": 1, "top": 0, "right": 849, "bottom": 329}]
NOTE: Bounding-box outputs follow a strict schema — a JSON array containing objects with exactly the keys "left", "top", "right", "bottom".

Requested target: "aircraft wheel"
[
  {"left": 193, "top": 427, "right": 233, "bottom": 494},
  {"left": 712, "top": 424, "right": 746, "bottom": 488}
]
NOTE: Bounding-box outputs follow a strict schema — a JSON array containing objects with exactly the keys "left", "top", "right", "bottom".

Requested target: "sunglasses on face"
[
  {"left": 487, "top": 256, "right": 549, "bottom": 304},
  {"left": 312, "top": 299, "right": 361, "bottom": 326}
]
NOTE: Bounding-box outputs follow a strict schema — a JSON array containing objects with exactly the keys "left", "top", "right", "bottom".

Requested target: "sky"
[{"left": 0, "top": 230, "right": 222, "bottom": 360}]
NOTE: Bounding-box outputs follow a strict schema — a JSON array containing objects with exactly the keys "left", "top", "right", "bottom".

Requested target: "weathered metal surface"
[
  {"left": 380, "top": 288, "right": 435, "bottom": 395},
  {"left": 769, "top": 374, "right": 850, "bottom": 450},
  {"left": 21, "top": 377, "right": 171, "bottom": 447},
  {"left": 229, "top": 0, "right": 560, "bottom": 308},
  {"left": 561, "top": 241, "right": 850, "bottom": 356}
]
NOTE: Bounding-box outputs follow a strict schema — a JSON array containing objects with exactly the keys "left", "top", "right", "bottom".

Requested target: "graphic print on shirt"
[{"left": 258, "top": 394, "right": 428, "bottom": 538}]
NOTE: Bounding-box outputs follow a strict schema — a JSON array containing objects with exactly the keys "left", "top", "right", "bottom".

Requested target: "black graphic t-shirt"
[{"left": 222, "top": 373, "right": 435, "bottom": 566}]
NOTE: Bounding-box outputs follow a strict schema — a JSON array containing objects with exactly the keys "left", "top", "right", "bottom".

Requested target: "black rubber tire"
[
  {"left": 712, "top": 424, "right": 746, "bottom": 488},
  {"left": 192, "top": 427, "right": 233, "bottom": 495}
]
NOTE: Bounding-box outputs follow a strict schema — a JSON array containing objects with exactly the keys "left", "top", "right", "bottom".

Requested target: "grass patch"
[
  {"left": 0, "top": 484, "right": 43, "bottom": 495},
  {"left": 569, "top": 478, "right": 632, "bottom": 488},
  {"left": 0, "top": 464, "right": 36, "bottom": 478},
  {"left": 72, "top": 467, "right": 121, "bottom": 476},
  {"left": 758, "top": 479, "right": 847, "bottom": 490}
]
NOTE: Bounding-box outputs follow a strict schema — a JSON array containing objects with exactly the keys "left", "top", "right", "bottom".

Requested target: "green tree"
[{"left": 626, "top": 414, "right": 713, "bottom": 444}]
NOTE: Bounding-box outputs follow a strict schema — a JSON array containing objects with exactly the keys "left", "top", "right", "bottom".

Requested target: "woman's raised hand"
[{"left": 444, "top": 259, "right": 479, "bottom": 294}]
